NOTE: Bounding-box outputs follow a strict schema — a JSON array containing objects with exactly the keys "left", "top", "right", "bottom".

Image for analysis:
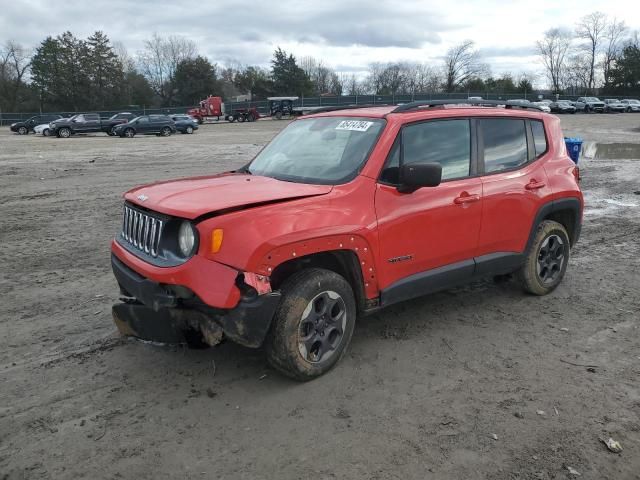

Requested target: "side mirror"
[{"left": 398, "top": 163, "right": 442, "bottom": 193}]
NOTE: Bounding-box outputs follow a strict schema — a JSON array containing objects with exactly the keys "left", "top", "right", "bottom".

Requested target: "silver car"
[
  {"left": 620, "top": 99, "right": 640, "bottom": 112},
  {"left": 604, "top": 99, "right": 626, "bottom": 113}
]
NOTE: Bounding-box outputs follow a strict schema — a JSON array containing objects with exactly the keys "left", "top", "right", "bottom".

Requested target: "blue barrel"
[{"left": 564, "top": 137, "right": 583, "bottom": 164}]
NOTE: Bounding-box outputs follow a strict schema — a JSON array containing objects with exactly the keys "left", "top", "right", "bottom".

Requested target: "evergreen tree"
[
  {"left": 86, "top": 31, "right": 124, "bottom": 109},
  {"left": 173, "top": 56, "right": 219, "bottom": 105},
  {"left": 270, "top": 47, "right": 312, "bottom": 96}
]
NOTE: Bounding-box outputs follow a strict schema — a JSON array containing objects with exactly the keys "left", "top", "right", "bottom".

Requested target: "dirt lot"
[{"left": 1, "top": 113, "right": 639, "bottom": 479}]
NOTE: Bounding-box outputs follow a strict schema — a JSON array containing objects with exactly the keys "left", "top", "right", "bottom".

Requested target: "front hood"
[{"left": 124, "top": 173, "right": 333, "bottom": 219}]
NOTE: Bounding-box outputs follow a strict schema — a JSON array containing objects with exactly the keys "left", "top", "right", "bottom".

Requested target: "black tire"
[
  {"left": 108, "top": 126, "right": 117, "bottom": 136},
  {"left": 238, "top": 114, "right": 245, "bottom": 123},
  {"left": 517, "top": 220, "right": 570, "bottom": 296},
  {"left": 198, "top": 118, "right": 203, "bottom": 125},
  {"left": 57, "top": 127, "right": 71, "bottom": 138},
  {"left": 265, "top": 268, "right": 356, "bottom": 381},
  {"left": 248, "top": 113, "right": 256, "bottom": 122},
  {"left": 275, "top": 111, "right": 283, "bottom": 120},
  {"left": 160, "top": 126, "right": 171, "bottom": 136},
  {"left": 186, "top": 125, "right": 194, "bottom": 134},
  {"left": 18, "top": 126, "right": 28, "bottom": 135},
  {"left": 123, "top": 128, "right": 135, "bottom": 138},
  {"left": 228, "top": 115, "right": 235, "bottom": 123},
  {"left": 43, "top": 128, "right": 50, "bottom": 137}
]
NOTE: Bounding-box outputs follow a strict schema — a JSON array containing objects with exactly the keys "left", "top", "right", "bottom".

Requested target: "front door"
[{"left": 375, "top": 118, "right": 483, "bottom": 302}]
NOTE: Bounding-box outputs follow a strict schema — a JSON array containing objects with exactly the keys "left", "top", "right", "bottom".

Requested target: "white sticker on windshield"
[{"left": 335, "top": 120, "right": 374, "bottom": 132}]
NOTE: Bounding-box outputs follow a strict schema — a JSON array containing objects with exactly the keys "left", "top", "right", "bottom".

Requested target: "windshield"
[{"left": 248, "top": 116, "right": 385, "bottom": 185}]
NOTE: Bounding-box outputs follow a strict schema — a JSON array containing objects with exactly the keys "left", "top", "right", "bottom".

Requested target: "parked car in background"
[
  {"left": 531, "top": 101, "right": 551, "bottom": 113},
  {"left": 549, "top": 100, "right": 577, "bottom": 114},
  {"left": 34, "top": 123, "right": 53, "bottom": 136},
  {"left": 604, "top": 99, "right": 626, "bottom": 113},
  {"left": 106, "top": 113, "right": 137, "bottom": 135},
  {"left": 112, "top": 115, "right": 176, "bottom": 138},
  {"left": 49, "top": 113, "right": 131, "bottom": 137},
  {"left": 170, "top": 114, "right": 199, "bottom": 134},
  {"left": 574, "top": 97, "right": 605, "bottom": 113},
  {"left": 620, "top": 99, "right": 640, "bottom": 112},
  {"left": 9, "top": 114, "right": 62, "bottom": 135}
]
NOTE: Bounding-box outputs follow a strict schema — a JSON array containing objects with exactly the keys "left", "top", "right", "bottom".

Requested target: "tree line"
[
  {"left": 1, "top": 13, "right": 639, "bottom": 113},
  {"left": 537, "top": 12, "right": 639, "bottom": 94}
]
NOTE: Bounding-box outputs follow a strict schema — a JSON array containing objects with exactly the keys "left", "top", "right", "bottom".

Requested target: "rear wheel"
[
  {"left": 18, "top": 126, "right": 28, "bottom": 135},
  {"left": 517, "top": 220, "right": 570, "bottom": 296},
  {"left": 185, "top": 125, "right": 194, "bottom": 134},
  {"left": 265, "top": 268, "right": 356, "bottom": 381}
]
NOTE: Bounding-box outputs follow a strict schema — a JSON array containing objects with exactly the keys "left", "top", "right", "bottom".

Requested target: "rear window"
[
  {"left": 531, "top": 121, "right": 547, "bottom": 157},
  {"left": 481, "top": 119, "right": 528, "bottom": 173}
]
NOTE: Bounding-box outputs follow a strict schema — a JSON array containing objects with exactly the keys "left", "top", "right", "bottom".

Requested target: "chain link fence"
[{"left": 2, "top": 92, "right": 638, "bottom": 125}]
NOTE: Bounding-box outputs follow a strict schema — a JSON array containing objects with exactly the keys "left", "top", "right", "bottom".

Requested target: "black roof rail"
[
  {"left": 303, "top": 104, "right": 385, "bottom": 115},
  {"left": 390, "top": 99, "right": 545, "bottom": 113}
]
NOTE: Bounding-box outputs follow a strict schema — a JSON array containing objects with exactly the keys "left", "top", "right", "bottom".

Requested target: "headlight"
[{"left": 178, "top": 221, "right": 196, "bottom": 256}]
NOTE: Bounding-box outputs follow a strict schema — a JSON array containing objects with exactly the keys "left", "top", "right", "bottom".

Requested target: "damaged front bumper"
[{"left": 111, "top": 254, "right": 281, "bottom": 348}]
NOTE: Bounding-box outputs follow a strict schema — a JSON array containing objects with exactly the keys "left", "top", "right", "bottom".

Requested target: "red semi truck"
[{"left": 187, "top": 96, "right": 260, "bottom": 124}]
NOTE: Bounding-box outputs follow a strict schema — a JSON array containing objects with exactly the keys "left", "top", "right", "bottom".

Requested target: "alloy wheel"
[
  {"left": 298, "top": 291, "right": 347, "bottom": 363},
  {"left": 536, "top": 234, "right": 565, "bottom": 285}
]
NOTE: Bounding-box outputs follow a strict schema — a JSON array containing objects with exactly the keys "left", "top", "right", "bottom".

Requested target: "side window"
[
  {"left": 138, "top": 117, "right": 149, "bottom": 123},
  {"left": 76, "top": 115, "right": 85, "bottom": 122},
  {"left": 86, "top": 114, "right": 99, "bottom": 121},
  {"left": 403, "top": 119, "right": 471, "bottom": 180},
  {"left": 481, "top": 119, "right": 528, "bottom": 173},
  {"left": 531, "top": 120, "right": 547, "bottom": 157}
]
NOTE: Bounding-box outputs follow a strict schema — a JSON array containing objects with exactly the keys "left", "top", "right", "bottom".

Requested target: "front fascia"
[{"left": 111, "top": 239, "right": 242, "bottom": 309}]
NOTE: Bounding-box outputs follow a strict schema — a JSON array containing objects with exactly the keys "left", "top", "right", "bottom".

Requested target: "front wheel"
[
  {"left": 517, "top": 220, "right": 570, "bottom": 296},
  {"left": 123, "top": 128, "right": 135, "bottom": 138},
  {"left": 265, "top": 268, "right": 356, "bottom": 381},
  {"left": 18, "top": 126, "right": 28, "bottom": 135},
  {"left": 43, "top": 128, "right": 50, "bottom": 137},
  {"left": 160, "top": 126, "right": 172, "bottom": 136},
  {"left": 57, "top": 127, "right": 71, "bottom": 138}
]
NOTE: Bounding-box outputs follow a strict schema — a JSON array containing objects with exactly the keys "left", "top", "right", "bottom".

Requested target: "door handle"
[
  {"left": 525, "top": 180, "right": 546, "bottom": 190},
  {"left": 454, "top": 193, "right": 480, "bottom": 205}
]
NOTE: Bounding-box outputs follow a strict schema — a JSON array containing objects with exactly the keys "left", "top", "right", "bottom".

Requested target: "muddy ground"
[{"left": 1, "top": 113, "right": 639, "bottom": 479}]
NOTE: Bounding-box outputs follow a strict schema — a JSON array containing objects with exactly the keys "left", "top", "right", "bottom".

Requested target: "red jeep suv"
[{"left": 111, "top": 100, "right": 583, "bottom": 380}]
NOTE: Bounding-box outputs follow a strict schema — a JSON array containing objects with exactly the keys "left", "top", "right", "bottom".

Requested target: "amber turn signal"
[{"left": 210, "top": 229, "right": 224, "bottom": 253}]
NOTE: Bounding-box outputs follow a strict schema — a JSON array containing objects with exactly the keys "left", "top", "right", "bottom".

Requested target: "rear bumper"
[{"left": 111, "top": 254, "right": 281, "bottom": 347}]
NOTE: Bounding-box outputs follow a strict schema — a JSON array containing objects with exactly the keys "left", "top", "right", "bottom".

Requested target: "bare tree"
[
  {"left": 113, "top": 40, "right": 136, "bottom": 73},
  {"left": 575, "top": 12, "right": 608, "bottom": 90},
  {"left": 537, "top": 28, "right": 572, "bottom": 93},
  {"left": 138, "top": 33, "right": 197, "bottom": 105},
  {"left": 443, "top": 40, "right": 486, "bottom": 92},
  {"left": 602, "top": 19, "right": 628, "bottom": 88},
  {"left": 0, "top": 41, "right": 31, "bottom": 111}
]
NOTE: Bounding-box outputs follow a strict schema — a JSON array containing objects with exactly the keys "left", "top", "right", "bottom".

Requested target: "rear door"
[
  {"left": 375, "top": 118, "right": 483, "bottom": 297},
  {"left": 475, "top": 117, "right": 551, "bottom": 271}
]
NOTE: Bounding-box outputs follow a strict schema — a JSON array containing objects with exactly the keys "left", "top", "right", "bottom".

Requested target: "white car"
[
  {"left": 531, "top": 102, "right": 551, "bottom": 113},
  {"left": 34, "top": 123, "right": 53, "bottom": 136}
]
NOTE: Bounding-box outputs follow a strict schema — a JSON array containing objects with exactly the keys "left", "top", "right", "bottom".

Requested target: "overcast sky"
[{"left": 2, "top": 0, "right": 639, "bottom": 80}]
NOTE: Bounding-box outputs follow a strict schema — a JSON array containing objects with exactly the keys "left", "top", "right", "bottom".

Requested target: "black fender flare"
[{"left": 525, "top": 197, "right": 582, "bottom": 253}]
